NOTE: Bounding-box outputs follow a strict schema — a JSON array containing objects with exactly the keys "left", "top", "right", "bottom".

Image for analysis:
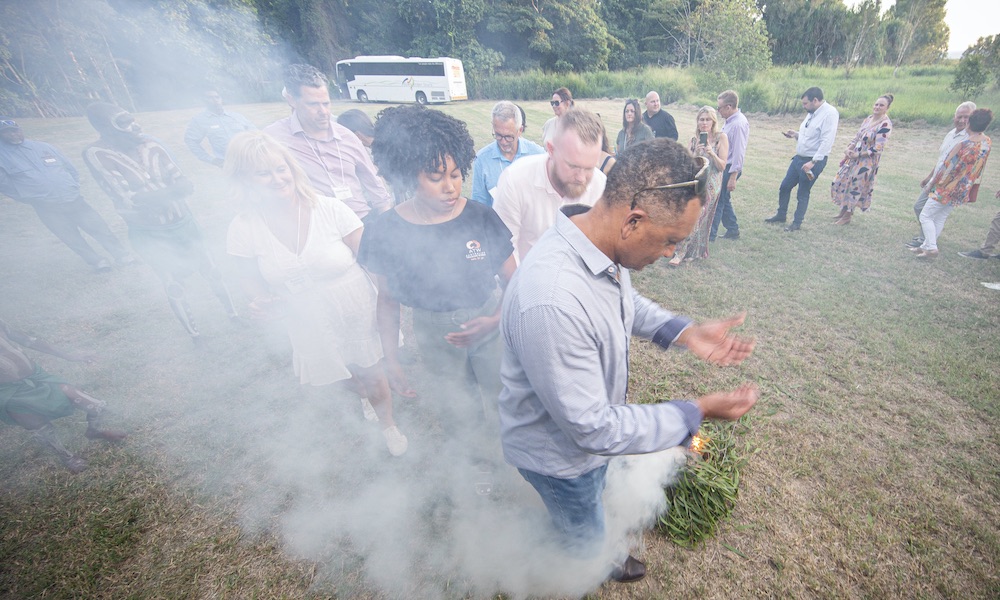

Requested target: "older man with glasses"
[
  {"left": 471, "top": 101, "right": 544, "bottom": 207},
  {"left": 498, "top": 138, "right": 757, "bottom": 586}
]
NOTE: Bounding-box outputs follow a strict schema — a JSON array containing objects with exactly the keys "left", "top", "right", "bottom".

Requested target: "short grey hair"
[
  {"left": 491, "top": 101, "right": 522, "bottom": 128},
  {"left": 283, "top": 64, "right": 327, "bottom": 98},
  {"left": 956, "top": 101, "right": 978, "bottom": 114}
]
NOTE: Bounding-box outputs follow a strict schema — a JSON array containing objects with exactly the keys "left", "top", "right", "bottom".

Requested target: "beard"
[{"left": 548, "top": 162, "right": 590, "bottom": 200}]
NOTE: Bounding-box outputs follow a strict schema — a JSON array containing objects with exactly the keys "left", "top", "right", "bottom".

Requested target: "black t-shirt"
[
  {"left": 643, "top": 110, "right": 678, "bottom": 141},
  {"left": 358, "top": 199, "right": 514, "bottom": 312}
]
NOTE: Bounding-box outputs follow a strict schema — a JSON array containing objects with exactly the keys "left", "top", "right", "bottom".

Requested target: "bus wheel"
[
  {"left": 357, "top": 90, "right": 368, "bottom": 102},
  {"left": 415, "top": 92, "right": 427, "bottom": 105}
]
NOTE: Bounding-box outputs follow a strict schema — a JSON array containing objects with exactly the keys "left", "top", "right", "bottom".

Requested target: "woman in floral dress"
[
  {"left": 670, "top": 106, "right": 728, "bottom": 265},
  {"left": 830, "top": 94, "right": 894, "bottom": 225}
]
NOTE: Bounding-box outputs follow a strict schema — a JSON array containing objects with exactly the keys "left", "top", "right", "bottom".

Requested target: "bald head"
[{"left": 644, "top": 92, "right": 661, "bottom": 117}]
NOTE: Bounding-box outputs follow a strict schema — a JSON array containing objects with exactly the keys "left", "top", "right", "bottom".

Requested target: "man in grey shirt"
[{"left": 498, "top": 138, "right": 758, "bottom": 584}]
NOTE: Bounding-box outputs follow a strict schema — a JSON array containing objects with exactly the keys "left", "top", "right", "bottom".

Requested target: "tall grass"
[{"left": 472, "top": 63, "right": 991, "bottom": 126}]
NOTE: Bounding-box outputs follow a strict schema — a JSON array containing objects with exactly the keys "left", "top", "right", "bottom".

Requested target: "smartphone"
[{"left": 699, "top": 132, "right": 708, "bottom": 145}]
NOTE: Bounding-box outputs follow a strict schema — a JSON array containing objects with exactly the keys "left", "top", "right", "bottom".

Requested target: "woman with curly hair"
[
  {"left": 615, "top": 98, "right": 653, "bottom": 156},
  {"left": 358, "top": 105, "right": 516, "bottom": 443},
  {"left": 224, "top": 131, "right": 407, "bottom": 456},
  {"left": 912, "top": 107, "right": 993, "bottom": 259},
  {"left": 830, "top": 94, "right": 894, "bottom": 225}
]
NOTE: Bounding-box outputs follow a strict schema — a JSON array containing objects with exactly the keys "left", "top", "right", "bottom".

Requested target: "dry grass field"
[{"left": 1, "top": 97, "right": 998, "bottom": 599}]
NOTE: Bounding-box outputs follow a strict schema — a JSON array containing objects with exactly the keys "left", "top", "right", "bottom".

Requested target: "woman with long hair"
[
  {"left": 615, "top": 98, "right": 653, "bottom": 156},
  {"left": 670, "top": 106, "right": 729, "bottom": 265},
  {"left": 358, "top": 105, "right": 516, "bottom": 460},
  {"left": 830, "top": 94, "right": 894, "bottom": 225},
  {"left": 224, "top": 131, "right": 407, "bottom": 456},
  {"left": 911, "top": 108, "right": 993, "bottom": 258}
]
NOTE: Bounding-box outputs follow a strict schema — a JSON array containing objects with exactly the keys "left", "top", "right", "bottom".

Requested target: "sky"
[
  {"left": 942, "top": 0, "right": 998, "bottom": 54},
  {"left": 844, "top": 0, "right": 997, "bottom": 55}
]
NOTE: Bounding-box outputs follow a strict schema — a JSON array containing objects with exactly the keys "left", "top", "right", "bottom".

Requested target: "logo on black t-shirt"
[{"left": 465, "top": 239, "right": 486, "bottom": 261}]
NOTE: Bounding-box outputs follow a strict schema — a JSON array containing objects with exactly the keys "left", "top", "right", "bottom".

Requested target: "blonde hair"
[
  {"left": 717, "top": 90, "right": 739, "bottom": 109},
  {"left": 694, "top": 106, "right": 720, "bottom": 137},
  {"left": 224, "top": 131, "right": 318, "bottom": 208},
  {"left": 554, "top": 108, "right": 604, "bottom": 146}
]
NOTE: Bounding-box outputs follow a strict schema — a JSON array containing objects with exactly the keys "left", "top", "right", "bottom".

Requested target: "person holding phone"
[{"left": 670, "top": 106, "right": 729, "bottom": 265}]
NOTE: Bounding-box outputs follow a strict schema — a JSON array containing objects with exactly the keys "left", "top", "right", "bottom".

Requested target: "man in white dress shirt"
[
  {"left": 765, "top": 87, "right": 839, "bottom": 232},
  {"left": 492, "top": 109, "right": 606, "bottom": 263}
]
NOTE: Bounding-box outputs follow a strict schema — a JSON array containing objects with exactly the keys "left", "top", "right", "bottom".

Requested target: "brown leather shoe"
[{"left": 610, "top": 555, "right": 646, "bottom": 583}]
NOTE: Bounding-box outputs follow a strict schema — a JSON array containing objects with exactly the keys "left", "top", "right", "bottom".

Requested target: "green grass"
[
  {"left": 1, "top": 97, "right": 999, "bottom": 598},
  {"left": 472, "top": 64, "right": 998, "bottom": 126}
]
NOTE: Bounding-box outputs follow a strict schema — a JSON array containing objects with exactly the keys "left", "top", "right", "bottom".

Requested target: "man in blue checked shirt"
[{"left": 470, "top": 101, "right": 544, "bottom": 207}]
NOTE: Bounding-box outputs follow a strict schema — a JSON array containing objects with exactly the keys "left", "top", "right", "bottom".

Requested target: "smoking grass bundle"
[{"left": 657, "top": 419, "right": 753, "bottom": 547}]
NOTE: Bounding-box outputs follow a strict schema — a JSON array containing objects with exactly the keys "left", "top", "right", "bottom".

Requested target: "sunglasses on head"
[
  {"left": 630, "top": 156, "right": 710, "bottom": 209},
  {"left": 0, "top": 120, "right": 18, "bottom": 128}
]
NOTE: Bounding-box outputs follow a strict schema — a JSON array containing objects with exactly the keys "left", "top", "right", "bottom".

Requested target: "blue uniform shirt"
[{"left": 0, "top": 139, "right": 80, "bottom": 205}]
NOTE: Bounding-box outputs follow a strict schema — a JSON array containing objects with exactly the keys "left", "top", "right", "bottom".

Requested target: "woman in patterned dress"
[
  {"left": 670, "top": 106, "right": 728, "bottom": 265},
  {"left": 911, "top": 108, "right": 993, "bottom": 259},
  {"left": 830, "top": 94, "right": 894, "bottom": 225}
]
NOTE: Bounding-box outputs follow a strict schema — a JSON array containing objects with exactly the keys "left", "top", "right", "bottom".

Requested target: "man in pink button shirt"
[{"left": 264, "top": 64, "right": 392, "bottom": 223}]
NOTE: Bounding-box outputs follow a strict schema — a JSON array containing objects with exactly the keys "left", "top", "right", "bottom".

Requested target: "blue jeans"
[
  {"left": 710, "top": 168, "right": 741, "bottom": 240},
  {"left": 776, "top": 156, "right": 827, "bottom": 224},
  {"left": 519, "top": 465, "right": 608, "bottom": 557}
]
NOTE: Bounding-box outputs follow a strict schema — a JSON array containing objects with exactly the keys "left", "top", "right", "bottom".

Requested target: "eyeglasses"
[
  {"left": 492, "top": 131, "right": 516, "bottom": 144},
  {"left": 630, "top": 156, "right": 709, "bottom": 209},
  {"left": 550, "top": 100, "right": 563, "bottom": 107}
]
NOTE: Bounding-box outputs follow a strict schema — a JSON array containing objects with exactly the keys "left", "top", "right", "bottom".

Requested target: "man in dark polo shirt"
[{"left": 642, "top": 91, "right": 678, "bottom": 141}]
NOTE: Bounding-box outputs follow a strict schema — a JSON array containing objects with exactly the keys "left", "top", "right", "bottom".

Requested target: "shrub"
[{"left": 737, "top": 81, "right": 774, "bottom": 114}]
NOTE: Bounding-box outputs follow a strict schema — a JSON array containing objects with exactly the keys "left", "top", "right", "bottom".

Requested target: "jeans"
[
  {"left": 918, "top": 198, "right": 955, "bottom": 251},
  {"left": 411, "top": 294, "right": 503, "bottom": 440},
  {"left": 32, "top": 198, "right": 129, "bottom": 266},
  {"left": 518, "top": 464, "right": 608, "bottom": 557},
  {"left": 710, "top": 168, "right": 741, "bottom": 240},
  {"left": 776, "top": 156, "right": 827, "bottom": 224}
]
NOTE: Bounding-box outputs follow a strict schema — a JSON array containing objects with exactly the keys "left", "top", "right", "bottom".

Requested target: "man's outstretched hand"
[
  {"left": 697, "top": 383, "right": 759, "bottom": 421},
  {"left": 677, "top": 313, "right": 755, "bottom": 366}
]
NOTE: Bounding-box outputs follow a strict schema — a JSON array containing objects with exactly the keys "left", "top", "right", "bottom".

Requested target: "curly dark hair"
[
  {"left": 606, "top": 138, "right": 705, "bottom": 214},
  {"left": 371, "top": 105, "right": 475, "bottom": 195}
]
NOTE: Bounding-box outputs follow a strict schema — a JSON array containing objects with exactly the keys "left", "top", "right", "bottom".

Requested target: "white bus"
[{"left": 335, "top": 56, "right": 468, "bottom": 105}]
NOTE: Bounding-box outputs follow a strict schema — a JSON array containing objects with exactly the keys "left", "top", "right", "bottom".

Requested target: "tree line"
[{"left": 0, "top": 0, "right": 990, "bottom": 117}]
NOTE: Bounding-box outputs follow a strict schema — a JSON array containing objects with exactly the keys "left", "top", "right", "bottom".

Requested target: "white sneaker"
[
  {"left": 360, "top": 397, "right": 378, "bottom": 421},
  {"left": 981, "top": 282, "right": 1000, "bottom": 291},
  {"left": 382, "top": 426, "right": 408, "bottom": 456}
]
